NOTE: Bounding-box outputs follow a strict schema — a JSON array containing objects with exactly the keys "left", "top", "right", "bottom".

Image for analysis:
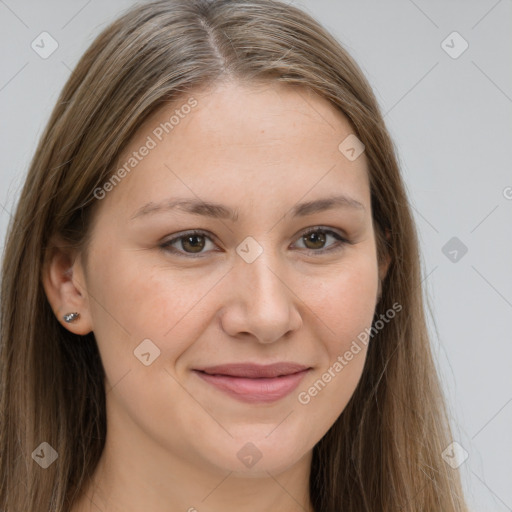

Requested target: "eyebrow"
[{"left": 130, "top": 194, "right": 365, "bottom": 222}]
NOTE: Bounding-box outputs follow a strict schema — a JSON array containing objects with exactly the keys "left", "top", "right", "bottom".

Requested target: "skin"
[{"left": 43, "top": 79, "right": 390, "bottom": 512}]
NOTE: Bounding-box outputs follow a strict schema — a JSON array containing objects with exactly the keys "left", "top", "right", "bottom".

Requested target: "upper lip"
[{"left": 194, "top": 362, "right": 311, "bottom": 378}]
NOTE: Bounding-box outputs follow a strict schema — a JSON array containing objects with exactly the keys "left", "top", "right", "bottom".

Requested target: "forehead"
[{"left": 98, "top": 80, "right": 370, "bottom": 220}]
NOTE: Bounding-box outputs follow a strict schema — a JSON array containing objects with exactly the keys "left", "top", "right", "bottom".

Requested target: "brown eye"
[
  {"left": 161, "top": 230, "right": 216, "bottom": 257},
  {"left": 302, "top": 231, "right": 327, "bottom": 250},
  {"left": 180, "top": 234, "right": 206, "bottom": 253},
  {"left": 161, "top": 227, "right": 348, "bottom": 259},
  {"left": 293, "top": 227, "right": 348, "bottom": 254}
]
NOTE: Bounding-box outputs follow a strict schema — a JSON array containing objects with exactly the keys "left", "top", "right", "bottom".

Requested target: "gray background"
[{"left": 1, "top": 1, "right": 511, "bottom": 510}]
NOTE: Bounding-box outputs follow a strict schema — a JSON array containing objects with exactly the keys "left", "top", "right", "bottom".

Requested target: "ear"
[
  {"left": 41, "top": 235, "right": 93, "bottom": 335},
  {"left": 376, "top": 228, "right": 392, "bottom": 302}
]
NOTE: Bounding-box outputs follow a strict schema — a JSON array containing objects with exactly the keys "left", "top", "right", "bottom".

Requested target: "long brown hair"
[{"left": 0, "top": 0, "right": 468, "bottom": 510}]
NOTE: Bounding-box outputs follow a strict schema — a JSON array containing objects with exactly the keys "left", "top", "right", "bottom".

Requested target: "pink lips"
[{"left": 193, "top": 363, "right": 311, "bottom": 403}]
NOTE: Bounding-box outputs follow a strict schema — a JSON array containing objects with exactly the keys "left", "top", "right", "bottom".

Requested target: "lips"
[
  {"left": 193, "top": 362, "right": 311, "bottom": 403},
  {"left": 196, "top": 362, "right": 310, "bottom": 378}
]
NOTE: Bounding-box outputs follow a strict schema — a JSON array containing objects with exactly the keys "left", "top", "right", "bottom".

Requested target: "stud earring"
[{"left": 63, "top": 312, "right": 80, "bottom": 323}]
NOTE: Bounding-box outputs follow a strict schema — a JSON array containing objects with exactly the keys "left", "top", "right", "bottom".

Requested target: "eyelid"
[
  {"left": 296, "top": 226, "right": 350, "bottom": 245},
  {"left": 290, "top": 226, "right": 351, "bottom": 254},
  {"left": 160, "top": 226, "right": 351, "bottom": 258},
  {"left": 160, "top": 229, "right": 219, "bottom": 258}
]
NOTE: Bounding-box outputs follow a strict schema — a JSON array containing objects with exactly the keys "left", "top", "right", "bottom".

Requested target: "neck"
[{"left": 71, "top": 419, "right": 315, "bottom": 512}]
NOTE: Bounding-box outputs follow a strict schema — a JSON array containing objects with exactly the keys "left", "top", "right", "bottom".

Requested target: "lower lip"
[{"left": 194, "top": 369, "right": 310, "bottom": 404}]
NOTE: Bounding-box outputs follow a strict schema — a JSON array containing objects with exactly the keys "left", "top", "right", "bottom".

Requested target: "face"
[{"left": 56, "top": 80, "right": 387, "bottom": 477}]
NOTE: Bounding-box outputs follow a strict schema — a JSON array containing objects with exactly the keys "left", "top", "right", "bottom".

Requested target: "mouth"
[{"left": 192, "top": 363, "right": 311, "bottom": 404}]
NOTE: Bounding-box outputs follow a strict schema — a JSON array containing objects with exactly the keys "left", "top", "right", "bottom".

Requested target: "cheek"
[
  {"left": 293, "top": 257, "right": 378, "bottom": 446},
  {"left": 88, "top": 249, "right": 223, "bottom": 365},
  {"left": 304, "top": 252, "right": 379, "bottom": 353},
  {"left": 88, "top": 228, "right": 379, "bottom": 378},
  {"left": 89, "top": 237, "right": 379, "bottom": 356}
]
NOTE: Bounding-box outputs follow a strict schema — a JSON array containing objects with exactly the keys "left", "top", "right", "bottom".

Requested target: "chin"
[{"left": 199, "top": 428, "right": 313, "bottom": 475}]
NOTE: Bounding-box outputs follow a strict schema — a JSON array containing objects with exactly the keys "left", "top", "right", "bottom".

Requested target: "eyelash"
[{"left": 159, "top": 227, "right": 351, "bottom": 258}]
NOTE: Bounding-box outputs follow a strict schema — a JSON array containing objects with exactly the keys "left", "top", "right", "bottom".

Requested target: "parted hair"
[{"left": 0, "top": 0, "right": 468, "bottom": 510}]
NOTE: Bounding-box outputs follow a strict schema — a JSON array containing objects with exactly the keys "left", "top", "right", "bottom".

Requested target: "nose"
[{"left": 218, "top": 250, "right": 303, "bottom": 344}]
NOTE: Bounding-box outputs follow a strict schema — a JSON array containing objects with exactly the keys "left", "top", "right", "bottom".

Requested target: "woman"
[{"left": 0, "top": 0, "right": 469, "bottom": 510}]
